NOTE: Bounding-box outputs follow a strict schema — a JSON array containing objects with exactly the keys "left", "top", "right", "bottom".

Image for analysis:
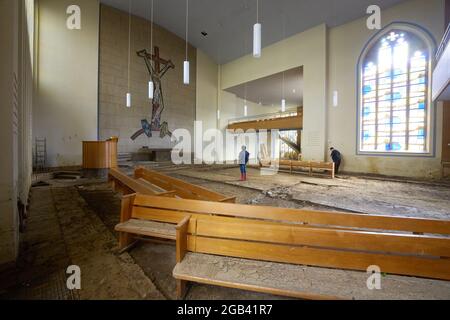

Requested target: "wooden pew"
[
  {"left": 260, "top": 159, "right": 335, "bottom": 178},
  {"left": 134, "top": 167, "right": 236, "bottom": 203},
  {"left": 113, "top": 194, "right": 449, "bottom": 299},
  {"left": 168, "top": 198, "right": 450, "bottom": 298},
  {"left": 113, "top": 166, "right": 235, "bottom": 246},
  {"left": 127, "top": 194, "right": 450, "bottom": 235},
  {"left": 108, "top": 168, "right": 180, "bottom": 246},
  {"left": 113, "top": 193, "right": 450, "bottom": 298},
  {"left": 309, "top": 161, "right": 335, "bottom": 179},
  {"left": 108, "top": 168, "right": 176, "bottom": 196},
  {"left": 115, "top": 194, "right": 178, "bottom": 250}
]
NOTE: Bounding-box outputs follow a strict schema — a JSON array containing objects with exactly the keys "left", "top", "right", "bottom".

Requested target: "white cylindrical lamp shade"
[
  {"left": 281, "top": 99, "right": 286, "bottom": 112},
  {"left": 184, "top": 60, "right": 190, "bottom": 85},
  {"left": 253, "top": 23, "right": 261, "bottom": 58},
  {"left": 126, "top": 93, "right": 131, "bottom": 108},
  {"left": 333, "top": 90, "right": 339, "bottom": 107},
  {"left": 148, "top": 81, "right": 154, "bottom": 99}
]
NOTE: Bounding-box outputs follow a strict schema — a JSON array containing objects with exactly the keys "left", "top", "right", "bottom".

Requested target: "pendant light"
[
  {"left": 253, "top": 0, "right": 261, "bottom": 58},
  {"left": 126, "top": 0, "right": 132, "bottom": 108},
  {"left": 333, "top": 90, "right": 339, "bottom": 107},
  {"left": 183, "top": 0, "right": 190, "bottom": 85},
  {"left": 148, "top": 0, "right": 154, "bottom": 99}
]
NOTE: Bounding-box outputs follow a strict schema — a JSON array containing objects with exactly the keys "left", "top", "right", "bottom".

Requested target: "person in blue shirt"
[
  {"left": 330, "top": 147, "right": 342, "bottom": 175},
  {"left": 238, "top": 146, "right": 250, "bottom": 181}
]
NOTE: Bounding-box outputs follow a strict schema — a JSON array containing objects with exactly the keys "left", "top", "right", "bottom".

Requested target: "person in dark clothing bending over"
[{"left": 330, "top": 147, "right": 342, "bottom": 175}]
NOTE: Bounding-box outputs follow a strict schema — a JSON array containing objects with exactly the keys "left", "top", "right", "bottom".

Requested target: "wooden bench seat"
[
  {"left": 173, "top": 252, "right": 450, "bottom": 300},
  {"left": 115, "top": 219, "right": 176, "bottom": 240},
  {"left": 113, "top": 165, "right": 237, "bottom": 245},
  {"left": 173, "top": 252, "right": 344, "bottom": 300},
  {"left": 109, "top": 167, "right": 236, "bottom": 244},
  {"left": 113, "top": 193, "right": 450, "bottom": 299},
  {"left": 168, "top": 196, "right": 450, "bottom": 299}
]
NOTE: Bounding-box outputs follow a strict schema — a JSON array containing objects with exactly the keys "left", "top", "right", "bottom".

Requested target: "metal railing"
[{"left": 436, "top": 23, "right": 450, "bottom": 61}]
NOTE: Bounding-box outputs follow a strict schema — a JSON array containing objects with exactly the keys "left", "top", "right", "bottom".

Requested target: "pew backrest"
[
  {"left": 176, "top": 212, "right": 450, "bottom": 281},
  {"left": 135, "top": 167, "right": 236, "bottom": 203}
]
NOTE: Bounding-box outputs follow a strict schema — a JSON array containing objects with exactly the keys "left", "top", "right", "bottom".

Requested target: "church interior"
[{"left": 1, "top": 0, "right": 450, "bottom": 301}]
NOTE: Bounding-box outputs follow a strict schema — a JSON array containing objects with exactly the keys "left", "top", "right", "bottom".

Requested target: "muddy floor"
[{"left": 2, "top": 163, "right": 450, "bottom": 299}]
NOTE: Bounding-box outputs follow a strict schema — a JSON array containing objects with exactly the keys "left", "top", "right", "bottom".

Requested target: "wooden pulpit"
[{"left": 82, "top": 137, "right": 118, "bottom": 169}]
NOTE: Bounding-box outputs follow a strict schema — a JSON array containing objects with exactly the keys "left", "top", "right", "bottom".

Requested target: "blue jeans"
[{"left": 239, "top": 164, "right": 247, "bottom": 174}]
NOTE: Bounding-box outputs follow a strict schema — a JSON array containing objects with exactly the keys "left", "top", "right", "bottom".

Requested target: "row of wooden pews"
[
  {"left": 109, "top": 167, "right": 236, "bottom": 249},
  {"left": 110, "top": 168, "right": 450, "bottom": 299}
]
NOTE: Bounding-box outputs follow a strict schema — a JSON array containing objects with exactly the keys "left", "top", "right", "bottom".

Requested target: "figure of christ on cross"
[{"left": 131, "top": 46, "right": 175, "bottom": 141}]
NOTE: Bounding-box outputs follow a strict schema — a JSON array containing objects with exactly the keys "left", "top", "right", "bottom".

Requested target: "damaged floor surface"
[{"left": 1, "top": 163, "right": 450, "bottom": 299}]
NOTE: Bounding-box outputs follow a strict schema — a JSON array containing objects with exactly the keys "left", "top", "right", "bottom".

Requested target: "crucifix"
[{"left": 131, "top": 46, "right": 175, "bottom": 140}]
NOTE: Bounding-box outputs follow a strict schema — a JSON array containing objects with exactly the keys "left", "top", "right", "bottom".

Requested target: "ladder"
[{"left": 34, "top": 138, "right": 47, "bottom": 172}]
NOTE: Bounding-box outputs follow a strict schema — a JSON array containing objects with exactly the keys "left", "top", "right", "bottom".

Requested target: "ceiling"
[
  {"left": 226, "top": 67, "right": 303, "bottom": 108},
  {"left": 100, "top": 0, "right": 408, "bottom": 64}
]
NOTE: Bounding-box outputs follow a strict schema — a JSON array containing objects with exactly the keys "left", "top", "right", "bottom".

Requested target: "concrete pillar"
[{"left": 0, "top": 0, "right": 20, "bottom": 267}]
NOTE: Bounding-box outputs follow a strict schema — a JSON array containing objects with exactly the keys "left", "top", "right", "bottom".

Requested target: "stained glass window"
[{"left": 360, "top": 30, "right": 430, "bottom": 153}]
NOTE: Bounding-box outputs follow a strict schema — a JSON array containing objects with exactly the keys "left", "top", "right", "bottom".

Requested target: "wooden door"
[{"left": 443, "top": 102, "right": 450, "bottom": 162}]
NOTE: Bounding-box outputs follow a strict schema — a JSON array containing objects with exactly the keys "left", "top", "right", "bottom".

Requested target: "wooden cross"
[{"left": 137, "top": 46, "right": 174, "bottom": 78}]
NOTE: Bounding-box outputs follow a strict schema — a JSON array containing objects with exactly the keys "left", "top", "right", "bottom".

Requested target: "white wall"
[
  {"left": 210, "top": 0, "right": 445, "bottom": 178},
  {"left": 34, "top": 0, "right": 99, "bottom": 167},
  {"left": 196, "top": 50, "right": 219, "bottom": 133},
  {"left": 220, "top": 24, "right": 327, "bottom": 161},
  {"left": 196, "top": 50, "right": 280, "bottom": 163},
  {"left": 327, "top": 0, "right": 445, "bottom": 178},
  {"left": 0, "top": 0, "right": 34, "bottom": 266}
]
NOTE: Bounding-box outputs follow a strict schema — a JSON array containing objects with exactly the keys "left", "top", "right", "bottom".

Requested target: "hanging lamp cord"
[
  {"left": 128, "top": 0, "right": 131, "bottom": 91},
  {"left": 186, "top": 0, "right": 189, "bottom": 61}
]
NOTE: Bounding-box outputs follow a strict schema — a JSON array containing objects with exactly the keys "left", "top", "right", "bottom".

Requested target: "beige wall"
[
  {"left": 219, "top": 90, "right": 271, "bottom": 131},
  {"left": 220, "top": 24, "right": 327, "bottom": 161},
  {"left": 34, "top": 0, "right": 99, "bottom": 167},
  {"left": 210, "top": 0, "right": 445, "bottom": 178},
  {"left": 196, "top": 50, "right": 218, "bottom": 133},
  {"left": 327, "top": 0, "right": 445, "bottom": 178},
  {"left": 0, "top": 0, "right": 34, "bottom": 266},
  {"left": 99, "top": 5, "right": 196, "bottom": 154}
]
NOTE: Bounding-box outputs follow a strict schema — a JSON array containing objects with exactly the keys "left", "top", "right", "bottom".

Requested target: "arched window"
[{"left": 359, "top": 26, "right": 434, "bottom": 154}]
